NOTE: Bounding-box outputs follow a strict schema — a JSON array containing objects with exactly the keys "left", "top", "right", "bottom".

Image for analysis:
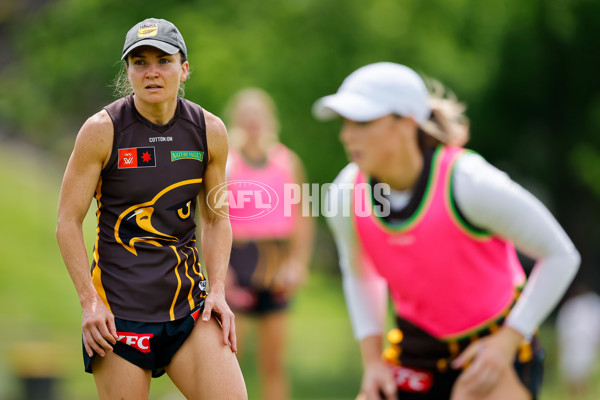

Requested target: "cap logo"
[{"left": 138, "top": 24, "right": 158, "bottom": 38}]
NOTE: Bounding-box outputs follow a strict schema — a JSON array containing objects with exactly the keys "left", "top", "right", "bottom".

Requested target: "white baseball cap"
[{"left": 312, "top": 62, "right": 431, "bottom": 124}]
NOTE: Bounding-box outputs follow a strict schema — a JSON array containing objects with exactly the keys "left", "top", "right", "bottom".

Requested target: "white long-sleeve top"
[{"left": 326, "top": 151, "right": 580, "bottom": 341}]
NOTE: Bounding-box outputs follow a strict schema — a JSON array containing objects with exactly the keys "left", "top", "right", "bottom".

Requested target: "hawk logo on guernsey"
[
  {"left": 115, "top": 179, "right": 202, "bottom": 255},
  {"left": 113, "top": 179, "right": 208, "bottom": 321},
  {"left": 117, "top": 332, "right": 154, "bottom": 353},
  {"left": 118, "top": 147, "right": 156, "bottom": 169}
]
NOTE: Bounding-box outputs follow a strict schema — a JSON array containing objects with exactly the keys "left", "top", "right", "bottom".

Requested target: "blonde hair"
[
  {"left": 418, "top": 79, "right": 470, "bottom": 148},
  {"left": 224, "top": 87, "right": 280, "bottom": 150}
]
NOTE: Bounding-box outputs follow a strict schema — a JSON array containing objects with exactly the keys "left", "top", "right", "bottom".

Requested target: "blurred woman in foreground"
[{"left": 314, "top": 62, "right": 580, "bottom": 400}]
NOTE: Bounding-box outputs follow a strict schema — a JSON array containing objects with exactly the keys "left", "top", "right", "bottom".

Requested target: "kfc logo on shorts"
[
  {"left": 389, "top": 365, "right": 433, "bottom": 393},
  {"left": 117, "top": 332, "right": 154, "bottom": 353}
]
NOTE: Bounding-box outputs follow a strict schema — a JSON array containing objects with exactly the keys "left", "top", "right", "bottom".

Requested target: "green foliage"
[
  {"left": 2, "top": 0, "right": 600, "bottom": 323},
  {"left": 570, "top": 143, "right": 600, "bottom": 199},
  {"left": 0, "top": 0, "right": 532, "bottom": 180}
]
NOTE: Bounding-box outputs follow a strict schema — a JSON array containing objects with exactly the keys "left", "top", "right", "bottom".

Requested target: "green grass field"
[{"left": 0, "top": 141, "right": 598, "bottom": 399}]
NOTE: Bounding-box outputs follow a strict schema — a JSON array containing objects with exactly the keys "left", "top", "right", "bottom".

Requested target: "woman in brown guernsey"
[{"left": 56, "top": 18, "right": 247, "bottom": 399}]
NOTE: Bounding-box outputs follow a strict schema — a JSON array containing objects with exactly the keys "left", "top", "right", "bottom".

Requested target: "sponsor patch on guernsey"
[
  {"left": 118, "top": 147, "right": 156, "bottom": 169},
  {"left": 171, "top": 150, "right": 204, "bottom": 162}
]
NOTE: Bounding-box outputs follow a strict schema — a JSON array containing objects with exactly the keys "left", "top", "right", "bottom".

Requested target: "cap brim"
[
  {"left": 122, "top": 39, "right": 180, "bottom": 60},
  {"left": 312, "top": 92, "right": 391, "bottom": 122}
]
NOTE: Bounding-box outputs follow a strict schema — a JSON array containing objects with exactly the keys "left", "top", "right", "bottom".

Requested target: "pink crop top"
[{"left": 227, "top": 144, "right": 297, "bottom": 240}]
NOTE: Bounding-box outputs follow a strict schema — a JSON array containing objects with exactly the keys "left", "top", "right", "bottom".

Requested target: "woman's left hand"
[
  {"left": 451, "top": 326, "right": 524, "bottom": 397},
  {"left": 201, "top": 286, "right": 238, "bottom": 353},
  {"left": 273, "top": 258, "right": 308, "bottom": 293}
]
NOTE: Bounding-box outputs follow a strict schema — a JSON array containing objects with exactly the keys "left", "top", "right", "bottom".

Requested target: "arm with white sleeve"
[
  {"left": 453, "top": 152, "right": 581, "bottom": 339},
  {"left": 325, "top": 163, "right": 389, "bottom": 341},
  {"left": 326, "top": 163, "right": 397, "bottom": 399}
]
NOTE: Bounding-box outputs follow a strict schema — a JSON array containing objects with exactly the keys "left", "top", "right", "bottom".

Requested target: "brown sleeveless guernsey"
[{"left": 92, "top": 95, "right": 208, "bottom": 322}]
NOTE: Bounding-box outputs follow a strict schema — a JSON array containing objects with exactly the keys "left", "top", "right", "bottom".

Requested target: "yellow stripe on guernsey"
[
  {"left": 168, "top": 246, "right": 197, "bottom": 320},
  {"left": 182, "top": 250, "right": 196, "bottom": 309},
  {"left": 169, "top": 246, "right": 183, "bottom": 321},
  {"left": 185, "top": 243, "right": 201, "bottom": 276},
  {"left": 92, "top": 177, "right": 111, "bottom": 311}
]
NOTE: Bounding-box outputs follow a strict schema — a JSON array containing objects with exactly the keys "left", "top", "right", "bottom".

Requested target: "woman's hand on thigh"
[
  {"left": 82, "top": 294, "right": 118, "bottom": 357},
  {"left": 201, "top": 288, "right": 238, "bottom": 353},
  {"left": 451, "top": 326, "right": 524, "bottom": 398},
  {"left": 359, "top": 360, "right": 397, "bottom": 400}
]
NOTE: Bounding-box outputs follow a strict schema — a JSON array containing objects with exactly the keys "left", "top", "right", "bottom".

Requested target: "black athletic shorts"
[
  {"left": 228, "top": 240, "right": 291, "bottom": 314},
  {"left": 229, "top": 287, "right": 290, "bottom": 314},
  {"left": 383, "top": 352, "right": 543, "bottom": 400},
  {"left": 83, "top": 301, "right": 204, "bottom": 378},
  {"left": 383, "top": 317, "right": 544, "bottom": 399}
]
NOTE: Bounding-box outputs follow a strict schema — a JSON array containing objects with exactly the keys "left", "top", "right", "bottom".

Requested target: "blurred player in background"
[
  {"left": 224, "top": 88, "right": 314, "bottom": 400},
  {"left": 556, "top": 283, "right": 600, "bottom": 399}
]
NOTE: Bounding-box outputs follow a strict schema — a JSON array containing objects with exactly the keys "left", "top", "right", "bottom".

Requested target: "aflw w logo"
[
  {"left": 118, "top": 147, "right": 157, "bottom": 169},
  {"left": 122, "top": 156, "right": 135, "bottom": 165}
]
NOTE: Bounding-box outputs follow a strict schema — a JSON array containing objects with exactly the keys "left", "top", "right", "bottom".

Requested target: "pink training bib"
[
  {"left": 353, "top": 146, "right": 525, "bottom": 339},
  {"left": 227, "top": 144, "right": 297, "bottom": 240}
]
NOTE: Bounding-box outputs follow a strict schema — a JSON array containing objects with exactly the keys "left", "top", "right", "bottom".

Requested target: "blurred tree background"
[
  {"left": 3, "top": 0, "right": 599, "bottom": 285},
  {"left": 1, "top": 0, "right": 600, "bottom": 398}
]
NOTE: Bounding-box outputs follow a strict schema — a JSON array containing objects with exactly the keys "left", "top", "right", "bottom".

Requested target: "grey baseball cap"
[{"left": 122, "top": 18, "right": 187, "bottom": 60}]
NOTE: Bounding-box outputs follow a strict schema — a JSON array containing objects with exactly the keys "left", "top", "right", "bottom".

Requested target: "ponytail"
[{"left": 418, "top": 79, "right": 469, "bottom": 148}]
